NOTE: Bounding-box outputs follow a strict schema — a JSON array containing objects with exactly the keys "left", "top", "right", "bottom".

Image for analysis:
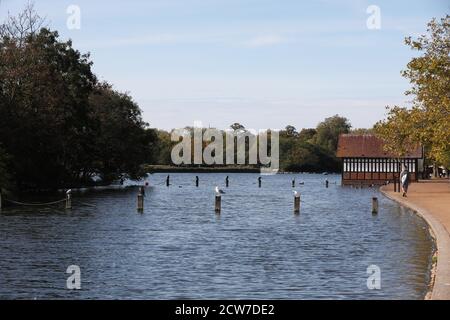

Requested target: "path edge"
[{"left": 380, "top": 185, "right": 450, "bottom": 300}]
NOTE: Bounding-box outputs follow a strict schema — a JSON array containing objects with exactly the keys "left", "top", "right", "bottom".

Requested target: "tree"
[
  {"left": 351, "top": 128, "right": 374, "bottom": 135},
  {"left": 88, "top": 83, "right": 156, "bottom": 182},
  {"left": 152, "top": 130, "right": 175, "bottom": 164},
  {"left": 0, "top": 2, "right": 46, "bottom": 44},
  {"left": 0, "top": 17, "right": 97, "bottom": 188},
  {"left": 314, "top": 115, "right": 351, "bottom": 152},
  {"left": 0, "top": 146, "right": 13, "bottom": 192},
  {"left": 284, "top": 125, "right": 298, "bottom": 137},
  {"left": 281, "top": 141, "right": 340, "bottom": 172},
  {"left": 278, "top": 120, "right": 345, "bottom": 173},
  {"left": 0, "top": 4, "right": 159, "bottom": 189},
  {"left": 375, "top": 15, "right": 450, "bottom": 167},
  {"left": 230, "top": 123, "right": 245, "bottom": 131},
  {"left": 298, "top": 128, "right": 317, "bottom": 142}
]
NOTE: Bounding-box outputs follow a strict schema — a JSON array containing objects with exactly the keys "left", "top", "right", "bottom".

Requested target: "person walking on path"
[{"left": 400, "top": 164, "right": 410, "bottom": 197}]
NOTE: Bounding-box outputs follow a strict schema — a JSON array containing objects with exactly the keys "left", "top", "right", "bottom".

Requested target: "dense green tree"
[
  {"left": 0, "top": 146, "right": 12, "bottom": 192},
  {"left": 298, "top": 128, "right": 317, "bottom": 142},
  {"left": 152, "top": 130, "right": 175, "bottom": 164},
  {"left": 0, "top": 24, "right": 96, "bottom": 188},
  {"left": 282, "top": 141, "right": 340, "bottom": 172},
  {"left": 313, "top": 115, "right": 351, "bottom": 152},
  {"left": 278, "top": 118, "right": 346, "bottom": 172},
  {"left": 0, "top": 5, "right": 158, "bottom": 189},
  {"left": 88, "top": 83, "right": 156, "bottom": 182}
]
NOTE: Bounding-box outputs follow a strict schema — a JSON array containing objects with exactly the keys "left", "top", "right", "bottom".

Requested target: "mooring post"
[
  {"left": 139, "top": 186, "right": 146, "bottom": 197},
  {"left": 215, "top": 195, "right": 221, "bottom": 214},
  {"left": 65, "top": 193, "right": 72, "bottom": 210},
  {"left": 294, "top": 194, "right": 300, "bottom": 214},
  {"left": 137, "top": 192, "right": 144, "bottom": 212},
  {"left": 325, "top": 179, "right": 329, "bottom": 188},
  {"left": 195, "top": 176, "right": 199, "bottom": 187},
  {"left": 225, "top": 176, "right": 229, "bottom": 188},
  {"left": 166, "top": 175, "right": 170, "bottom": 187},
  {"left": 394, "top": 173, "right": 397, "bottom": 192},
  {"left": 292, "top": 179, "right": 295, "bottom": 188},
  {"left": 258, "top": 177, "right": 262, "bottom": 188},
  {"left": 372, "top": 197, "right": 378, "bottom": 214}
]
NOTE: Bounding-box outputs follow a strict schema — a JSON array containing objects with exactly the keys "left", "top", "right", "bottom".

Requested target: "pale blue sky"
[{"left": 1, "top": 0, "right": 448, "bottom": 130}]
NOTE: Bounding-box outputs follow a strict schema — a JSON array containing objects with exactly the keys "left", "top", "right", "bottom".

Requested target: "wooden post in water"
[
  {"left": 294, "top": 194, "right": 300, "bottom": 214},
  {"left": 225, "top": 176, "right": 229, "bottom": 188},
  {"left": 137, "top": 192, "right": 144, "bottom": 212},
  {"left": 166, "top": 175, "right": 170, "bottom": 187},
  {"left": 325, "top": 179, "right": 329, "bottom": 188},
  {"left": 195, "top": 176, "right": 199, "bottom": 187},
  {"left": 258, "top": 177, "right": 262, "bottom": 188},
  {"left": 372, "top": 197, "right": 378, "bottom": 214},
  {"left": 292, "top": 179, "right": 295, "bottom": 188},
  {"left": 215, "top": 195, "right": 221, "bottom": 214},
  {"left": 65, "top": 193, "right": 72, "bottom": 210}
]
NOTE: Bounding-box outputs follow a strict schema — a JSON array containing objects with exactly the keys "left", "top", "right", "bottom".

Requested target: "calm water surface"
[{"left": 0, "top": 173, "right": 434, "bottom": 299}]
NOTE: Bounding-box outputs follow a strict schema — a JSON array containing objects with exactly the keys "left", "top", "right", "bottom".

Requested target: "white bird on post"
[
  {"left": 65, "top": 189, "right": 72, "bottom": 210},
  {"left": 215, "top": 186, "right": 225, "bottom": 195}
]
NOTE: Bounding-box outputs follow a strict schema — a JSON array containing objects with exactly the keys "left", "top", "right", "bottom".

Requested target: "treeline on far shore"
[
  {"left": 0, "top": 5, "right": 365, "bottom": 193},
  {"left": 149, "top": 116, "right": 367, "bottom": 174}
]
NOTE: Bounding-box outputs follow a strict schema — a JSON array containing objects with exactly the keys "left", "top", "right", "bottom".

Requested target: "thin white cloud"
[
  {"left": 77, "top": 34, "right": 191, "bottom": 49},
  {"left": 242, "top": 35, "right": 291, "bottom": 47},
  {"left": 80, "top": 32, "right": 294, "bottom": 49}
]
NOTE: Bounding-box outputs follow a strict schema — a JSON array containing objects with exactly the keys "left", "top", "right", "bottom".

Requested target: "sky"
[{"left": 0, "top": 0, "right": 448, "bottom": 130}]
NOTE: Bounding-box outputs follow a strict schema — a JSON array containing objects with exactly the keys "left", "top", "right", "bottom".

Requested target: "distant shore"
[
  {"left": 144, "top": 165, "right": 260, "bottom": 173},
  {"left": 380, "top": 180, "right": 450, "bottom": 300},
  {"left": 144, "top": 165, "right": 338, "bottom": 174}
]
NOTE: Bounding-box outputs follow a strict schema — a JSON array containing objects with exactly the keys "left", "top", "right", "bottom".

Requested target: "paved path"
[{"left": 381, "top": 180, "right": 450, "bottom": 300}]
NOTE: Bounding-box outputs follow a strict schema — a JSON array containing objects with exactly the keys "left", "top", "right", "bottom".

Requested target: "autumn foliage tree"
[
  {"left": 0, "top": 4, "right": 156, "bottom": 190},
  {"left": 375, "top": 16, "right": 450, "bottom": 168}
]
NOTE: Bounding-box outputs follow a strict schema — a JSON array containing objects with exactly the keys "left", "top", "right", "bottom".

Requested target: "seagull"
[
  {"left": 66, "top": 189, "right": 72, "bottom": 194},
  {"left": 215, "top": 186, "right": 225, "bottom": 195},
  {"left": 293, "top": 190, "right": 299, "bottom": 197}
]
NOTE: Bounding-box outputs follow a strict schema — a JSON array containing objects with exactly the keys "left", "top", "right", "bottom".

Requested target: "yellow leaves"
[{"left": 376, "top": 15, "right": 450, "bottom": 167}]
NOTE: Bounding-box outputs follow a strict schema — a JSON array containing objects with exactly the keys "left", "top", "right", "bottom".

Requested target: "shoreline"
[
  {"left": 380, "top": 180, "right": 450, "bottom": 300},
  {"left": 144, "top": 165, "right": 339, "bottom": 174}
]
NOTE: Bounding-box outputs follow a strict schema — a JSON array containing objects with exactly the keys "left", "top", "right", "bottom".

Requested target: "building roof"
[{"left": 336, "top": 134, "right": 423, "bottom": 158}]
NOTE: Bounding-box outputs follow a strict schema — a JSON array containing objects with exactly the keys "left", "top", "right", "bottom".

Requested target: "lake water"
[{"left": 0, "top": 173, "right": 434, "bottom": 299}]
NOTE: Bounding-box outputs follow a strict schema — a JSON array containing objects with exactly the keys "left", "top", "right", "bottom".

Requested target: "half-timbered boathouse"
[{"left": 336, "top": 134, "right": 423, "bottom": 186}]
